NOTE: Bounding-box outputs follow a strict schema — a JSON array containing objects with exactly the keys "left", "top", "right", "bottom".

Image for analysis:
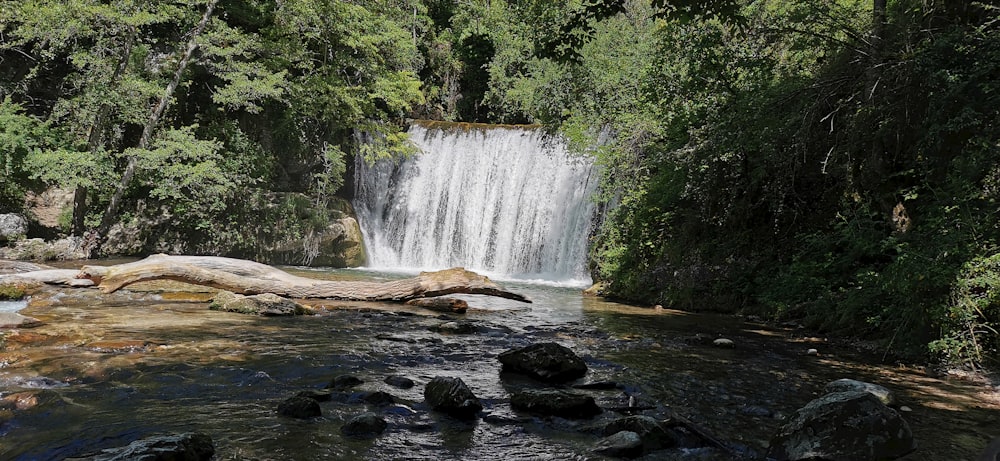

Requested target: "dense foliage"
[
  {"left": 423, "top": 0, "right": 999, "bottom": 367},
  {"left": 1, "top": 0, "right": 998, "bottom": 367}
]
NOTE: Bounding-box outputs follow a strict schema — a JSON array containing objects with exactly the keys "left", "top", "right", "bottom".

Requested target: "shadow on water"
[{"left": 0, "top": 266, "right": 997, "bottom": 460}]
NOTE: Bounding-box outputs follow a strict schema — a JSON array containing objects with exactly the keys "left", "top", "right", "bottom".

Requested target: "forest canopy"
[{"left": 1, "top": 0, "right": 999, "bottom": 368}]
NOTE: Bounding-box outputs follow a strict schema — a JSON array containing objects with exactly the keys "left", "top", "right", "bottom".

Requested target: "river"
[{"left": 1, "top": 265, "right": 997, "bottom": 460}]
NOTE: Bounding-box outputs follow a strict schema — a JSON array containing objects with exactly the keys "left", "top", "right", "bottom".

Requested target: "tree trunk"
[
  {"left": 75, "top": 31, "right": 137, "bottom": 237},
  {"left": 90, "top": 0, "right": 219, "bottom": 256},
  {"left": 70, "top": 254, "right": 530, "bottom": 303}
]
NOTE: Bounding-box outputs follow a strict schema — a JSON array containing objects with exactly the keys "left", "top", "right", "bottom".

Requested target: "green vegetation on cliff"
[
  {"left": 1, "top": 0, "right": 997, "bottom": 367},
  {"left": 425, "top": 0, "right": 999, "bottom": 367}
]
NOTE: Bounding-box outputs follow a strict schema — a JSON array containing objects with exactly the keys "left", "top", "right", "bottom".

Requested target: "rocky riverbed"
[{"left": 1, "top": 265, "right": 998, "bottom": 460}]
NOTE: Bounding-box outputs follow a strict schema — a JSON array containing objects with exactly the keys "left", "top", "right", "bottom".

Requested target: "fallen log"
[
  {"left": 0, "top": 265, "right": 94, "bottom": 287},
  {"left": 74, "top": 254, "right": 530, "bottom": 303}
]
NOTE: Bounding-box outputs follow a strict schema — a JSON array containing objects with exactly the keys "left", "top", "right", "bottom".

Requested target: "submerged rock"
[
  {"left": 296, "top": 389, "right": 333, "bottom": 402},
  {"left": 510, "top": 389, "right": 602, "bottom": 419},
  {"left": 432, "top": 320, "right": 478, "bottom": 334},
  {"left": 210, "top": 291, "right": 309, "bottom": 316},
  {"left": 384, "top": 376, "right": 415, "bottom": 389},
  {"left": 712, "top": 338, "right": 735, "bottom": 348},
  {"left": 70, "top": 432, "right": 215, "bottom": 461},
  {"left": 601, "top": 415, "right": 679, "bottom": 451},
  {"left": 0, "top": 312, "right": 41, "bottom": 329},
  {"left": 341, "top": 412, "right": 388, "bottom": 438},
  {"left": 424, "top": 376, "right": 483, "bottom": 418},
  {"left": 277, "top": 395, "right": 322, "bottom": 419},
  {"left": 358, "top": 390, "right": 396, "bottom": 406},
  {"left": 593, "top": 430, "right": 643, "bottom": 458},
  {"left": 327, "top": 374, "right": 364, "bottom": 390},
  {"left": 768, "top": 391, "right": 915, "bottom": 461},
  {"left": 824, "top": 378, "right": 896, "bottom": 406},
  {"left": 498, "top": 342, "right": 588, "bottom": 383}
]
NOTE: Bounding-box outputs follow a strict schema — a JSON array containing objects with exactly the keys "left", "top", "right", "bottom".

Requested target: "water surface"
[{"left": 1, "top": 267, "right": 996, "bottom": 460}]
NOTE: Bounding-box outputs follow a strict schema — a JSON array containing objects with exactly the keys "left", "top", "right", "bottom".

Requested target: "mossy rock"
[{"left": 0, "top": 283, "right": 28, "bottom": 301}]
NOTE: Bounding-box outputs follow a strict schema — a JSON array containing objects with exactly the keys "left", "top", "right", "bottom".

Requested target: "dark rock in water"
[
  {"left": 739, "top": 404, "right": 774, "bottom": 418},
  {"left": 602, "top": 415, "right": 679, "bottom": 451},
  {"left": 71, "top": 432, "right": 215, "bottom": 461},
  {"left": 327, "top": 374, "right": 364, "bottom": 390},
  {"left": 277, "top": 395, "right": 322, "bottom": 419},
  {"left": 498, "top": 342, "right": 588, "bottom": 383},
  {"left": 768, "top": 391, "right": 915, "bottom": 461},
  {"left": 359, "top": 390, "right": 395, "bottom": 406},
  {"left": 341, "top": 412, "right": 388, "bottom": 438},
  {"left": 593, "top": 430, "right": 643, "bottom": 458},
  {"left": 510, "top": 389, "right": 602, "bottom": 419},
  {"left": 384, "top": 375, "right": 415, "bottom": 389},
  {"left": 210, "top": 291, "right": 308, "bottom": 316},
  {"left": 432, "top": 321, "right": 478, "bottom": 334},
  {"left": 296, "top": 389, "right": 333, "bottom": 402},
  {"left": 424, "top": 376, "right": 483, "bottom": 418},
  {"left": 824, "top": 378, "right": 896, "bottom": 406}
]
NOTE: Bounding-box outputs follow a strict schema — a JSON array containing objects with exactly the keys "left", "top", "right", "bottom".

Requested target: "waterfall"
[{"left": 353, "top": 122, "right": 599, "bottom": 285}]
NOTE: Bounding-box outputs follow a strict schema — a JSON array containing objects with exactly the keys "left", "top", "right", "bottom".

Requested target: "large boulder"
[
  {"left": 424, "top": 376, "right": 483, "bottom": 418},
  {"left": 0, "top": 214, "right": 28, "bottom": 243},
  {"left": 510, "top": 389, "right": 602, "bottom": 419},
  {"left": 69, "top": 432, "right": 215, "bottom": 461},
  {"left": 768, "top": 391, "right": 916, "bottom": 461},
  {"left": 310, "top": 216, "right": 366, "bottom": 267},
  {"left": 498, "top": 342, "right": 588, "bottom": 383},
  {"left": 258, "top": 196, "right": 367, "bottom": 268}
]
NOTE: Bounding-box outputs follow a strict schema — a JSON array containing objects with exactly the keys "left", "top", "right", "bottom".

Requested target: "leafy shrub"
[{"left": 931, "top": 254, "right": 1000, "bottom": 368}]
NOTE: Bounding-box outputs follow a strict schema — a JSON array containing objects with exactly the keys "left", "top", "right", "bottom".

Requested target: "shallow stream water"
[{"left": 1, "top": 266, "right": 998, "bottom": 460}]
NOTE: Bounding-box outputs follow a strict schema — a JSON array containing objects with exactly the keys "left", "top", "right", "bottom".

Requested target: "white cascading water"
[{"left": 353, "top": 123, "right": 600, "bottom": 285}]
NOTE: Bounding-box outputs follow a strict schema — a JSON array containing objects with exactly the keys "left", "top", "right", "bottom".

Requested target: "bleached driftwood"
[{"left": 66, "top": 254, "right": 530, "bottom": 303}]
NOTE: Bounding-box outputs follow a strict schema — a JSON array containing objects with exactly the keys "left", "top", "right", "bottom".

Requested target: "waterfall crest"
[{"left": 353, "top": 123, "right": 599, "bottom": 285}]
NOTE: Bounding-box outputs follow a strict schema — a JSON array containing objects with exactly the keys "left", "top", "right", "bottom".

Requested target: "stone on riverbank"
[
  {"left": 0, "top": 237, "right": 87, "bottom": 261},
  {"left": 768, "top": 390, "right": 915, "bottom": 461},
  {"left": 510, "top": 389, "right": 602, "bottom": 419},
  {"left": 824, "top": 378, "right": 896, "bottom": 406},
  {"left": 424, "top": 376, "right": 483, "bottom": 418},
  {"left": 498, "top": 342, "right": 588, "bottom": 383},
  {"left": 209, "top": 291, "right": 309, "bottom": 316},
  {"left": 68, "top": 432, "right": 215, "bottom": 461}
]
